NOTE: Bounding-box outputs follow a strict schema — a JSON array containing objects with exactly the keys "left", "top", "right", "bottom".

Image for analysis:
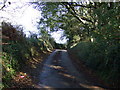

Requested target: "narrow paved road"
[{"left": 38, "top": 49, "right": 105, "bottom": 89}]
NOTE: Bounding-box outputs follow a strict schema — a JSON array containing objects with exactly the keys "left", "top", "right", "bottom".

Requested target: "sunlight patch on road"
[
  {"left": 58, "top": 72, "right": 76, "bottom": 79},
  {"left": 45, "top": 64, "right": 64, "bottom": 70},
  {"left": 79, "top": 83, "right": 105, "bottom": 90},
  {"left": 39, "top": 84, "right": 55, "bottom": 89}
]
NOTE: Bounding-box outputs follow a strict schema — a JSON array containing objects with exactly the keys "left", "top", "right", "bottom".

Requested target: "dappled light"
[
  {"left": 1, "top": 0, "right": 119, "bottom": 89},
  {"left": 45, "top": 64, "right": 64, "bottom": 70},
  {"left": 39, "top": 50, "right": 107, "bottom": 89},
  {"left": 79, "top": 83, "right": 104, "bottom": 89},
  {"left": 1, "top": 21, "right": 51, "bottom": 88},
  {"left": 39, "top": 84, "right": 55, "bottom": 89},
  {"left": 58, "top": 72, "right": 76, "bottom": 79},
  {"left": 28, "top": 57, "right": 42, "bottom": 68}
]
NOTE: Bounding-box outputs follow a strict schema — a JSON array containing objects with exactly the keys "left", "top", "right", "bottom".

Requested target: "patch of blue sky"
[{"left": 0, "top": 0, "right": 68, "bottom": 44}]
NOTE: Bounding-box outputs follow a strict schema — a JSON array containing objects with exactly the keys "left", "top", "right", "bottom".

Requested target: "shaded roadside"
[
  {"left": 38, "top": 50, "right": 108, "bottom": 89},
  {"left": 67, "top": 49, "right": 110, "bottom": 89},
  {"left": 6, "top": 51, "right": 51, "bottom": 89}
]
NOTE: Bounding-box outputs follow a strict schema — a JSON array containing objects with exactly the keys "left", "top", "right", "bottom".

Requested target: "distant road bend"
[{"left": 38, "top": 49, "right": 106, "bottom": 89}]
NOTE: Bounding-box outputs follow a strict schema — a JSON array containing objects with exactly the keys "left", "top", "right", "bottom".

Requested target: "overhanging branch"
[{"left": 62, "top": 2, "right": 93, "bottom": 24}]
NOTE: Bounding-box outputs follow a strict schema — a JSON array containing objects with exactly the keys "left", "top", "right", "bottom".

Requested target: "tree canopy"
[{"left": 33, "top": 1, "right": 120, "bottom": 87}]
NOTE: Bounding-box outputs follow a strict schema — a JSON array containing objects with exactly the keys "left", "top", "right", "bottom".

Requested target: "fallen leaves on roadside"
[{"left": 11, "top": 72, "right": 35, "bottom": 88}]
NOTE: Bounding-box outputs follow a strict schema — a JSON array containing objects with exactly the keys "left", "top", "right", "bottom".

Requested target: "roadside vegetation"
[
  {"left": 1, "top": 22, "right": 56, "bottom": 88},
  {"left": 70, "top": 41, "right": 119, "bottom": 87},
  {"left": 36, "top": 2, "right": 120, "bottom": 88},
  {"left": 1, "top": 1, "right": 119, "bottom": 88}
]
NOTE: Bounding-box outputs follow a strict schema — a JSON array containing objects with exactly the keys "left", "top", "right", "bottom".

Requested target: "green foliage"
[
  {"left": 2, "top": 52, "right": 17, "bottom": 88},
  {"left": 2, "top": 22, "right": 55, "bottom": 88},
  {"left": 36, "top": 2, "right": 119, "bottom": 87},
  {"left": 71, "top": 41, "right": 120, "bottom": 87}
]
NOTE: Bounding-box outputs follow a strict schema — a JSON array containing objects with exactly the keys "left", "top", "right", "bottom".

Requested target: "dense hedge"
[
  {"left": 1, "top": 22, "right": 54, "bottom": 88},
  {"left": 70, "top": 41, "right": 120, "bottom": 88}
]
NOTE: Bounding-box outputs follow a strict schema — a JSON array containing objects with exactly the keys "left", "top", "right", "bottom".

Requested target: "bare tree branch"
[
  {"left": 0, "top": 4, "right": 5, "bottom": 10},
  {"left": 62, "top": 3, "right": 84, "bottom": 24},
  {"left": 62, "top": 2, "right": 93, "bottom": 24},
  {"left": 0, "top": 0, "right": 8, "bottom": 10}
]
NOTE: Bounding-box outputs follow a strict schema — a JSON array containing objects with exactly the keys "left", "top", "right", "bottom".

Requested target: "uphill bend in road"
[{"left": 38, "top": 49, "right": 105, "bottom": 89}]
